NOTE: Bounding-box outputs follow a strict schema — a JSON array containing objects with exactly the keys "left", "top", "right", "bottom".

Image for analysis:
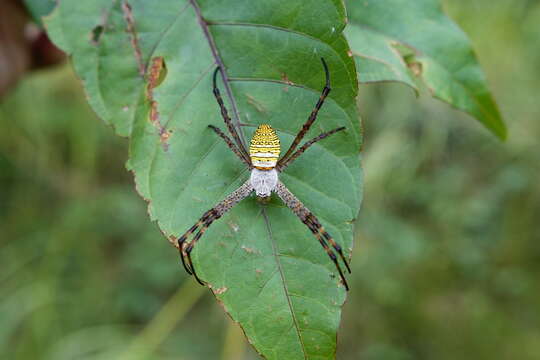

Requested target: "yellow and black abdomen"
[{"left": 250, "top": 124, "right": 281, "bottom": 170}]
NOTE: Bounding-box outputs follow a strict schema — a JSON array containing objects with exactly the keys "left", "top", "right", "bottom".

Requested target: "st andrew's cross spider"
[{"left": 177, "top": 58, "right": 352, "bottom": 290}]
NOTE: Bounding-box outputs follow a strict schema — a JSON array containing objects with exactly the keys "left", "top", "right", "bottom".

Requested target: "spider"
[{"left": 176, "top": 58, "right": 352, "bottom": 290}]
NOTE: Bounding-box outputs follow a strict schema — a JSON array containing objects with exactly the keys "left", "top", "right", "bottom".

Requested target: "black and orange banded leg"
[
  {"left": 208, "top": 125, "right": 252, "bottom": 168},
  {"left": 177, "top": 209, "right": 215, "bottom": 275},
  {"left": 278, "top": 57, "right": 331, "bottom": 167},
  {"left": 212, "top": 67, "right": 251, "bottom": 165},
  {"left": 277, "top": 126, "right": 346, "bottom": 172},
  {"left": 304, "top": 218, "right": 350, "bottom": 290},
  {"left": 274, "top": 181, "right": 351, "bottom": 290},
  {"left": 185, "top": 212, "right": 220, "bottom": 285},
  {"left": 306, "top": 213, "right": 351, "bottom": 274},
  {"left": 178, "top": 209, "right": 220, "bottom": 286},
  {"left": 176, "top": 180, "right": 254, "bottom": 286}
]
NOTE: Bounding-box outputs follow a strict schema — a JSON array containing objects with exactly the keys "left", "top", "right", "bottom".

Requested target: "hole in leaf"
[{"left": 91, "top": 25, "right": 104, "bottom": 45}]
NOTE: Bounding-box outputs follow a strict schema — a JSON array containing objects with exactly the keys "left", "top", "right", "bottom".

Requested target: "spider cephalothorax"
[{"left": 176, "top": 58, "right": 352, "bottom": 290}]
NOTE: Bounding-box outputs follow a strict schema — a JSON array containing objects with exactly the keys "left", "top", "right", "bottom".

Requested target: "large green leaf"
[
  {"left": 344, "top": 0, "right": 506, "bottom": 139},
  {"left": 44, "top": 1, "right": 361, "bottom": 359}
]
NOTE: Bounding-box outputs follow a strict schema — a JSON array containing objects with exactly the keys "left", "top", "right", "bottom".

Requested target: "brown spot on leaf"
[
  {"left": 281, "top": 72, "right": 294, "bottom": 85},
  {"left": 246, "top": 94, "right": 267, "bottom": 113},
  {"left": 408, "top": 61, "right": 423, "bottom": 77},
  {"left": 160, "top": 131, "right": 170, "bottom": 141},
  {"left": 145, "top": 56, "right": 170, "bottom": 150},
  {"left": 146, "top": 56, "right": 167, "bottom": 94},
  {"left": 241, "top": 245, "right": 256, "bottom": 254},
  {"left": 159, "top": 127, "right": 171, "bottom": 150},
  {"left": 121, "top": 0, "right": 145, "bottom": 76},
  {"left": 149, "top": 100, "right": 159, "bottom": 124},
  {"left": 168, "top": 234, "right": 179, "bottom": 248},
  {"left": 228, "top": 221, "right": 240, "bottom": 233},
  {"left": 213, "top": 286, "right": 228, "bottom": 295}
]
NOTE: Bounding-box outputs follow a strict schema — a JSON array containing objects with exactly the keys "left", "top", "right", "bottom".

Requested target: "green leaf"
[
  {"left": 23, "top": 0, "right": 56, "bottom": 26},
  {"left": 44, "top": 1, "right": 362, "bottom": 359},
  {"left": 345, "top": 0, "right": 507, "bottom": 139}
]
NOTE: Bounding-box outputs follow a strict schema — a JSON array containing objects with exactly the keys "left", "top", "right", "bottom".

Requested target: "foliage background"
[{"left": 1, "top": 0, "right": 539, "bottom": 359}]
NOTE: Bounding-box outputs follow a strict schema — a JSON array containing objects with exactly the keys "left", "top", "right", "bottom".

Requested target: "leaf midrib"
[
  {"left": 262, "top": 207, "right": 308, "bottom": 359},
  {"left": 189, "top": 0, "right": 248, "bottom": 148}
]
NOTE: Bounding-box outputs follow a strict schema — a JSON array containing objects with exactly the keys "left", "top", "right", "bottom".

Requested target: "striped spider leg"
[
  {"left": 276, "top": 126, "right": 346, "bottom": 172},
  {"left": 211, "top": 67, "right": 251, "bottom": 165},
  {"left": 177, "top": 180, "right": 253, "bottom": 285},
  {"left": 274, "top": 58, "right": 351, "bottom": 289},
  {"left": 176, "top": 66, "right": 253, "bottom": 284},
  {"left": 208, "top": 124, "right": 251, "bottom": 168},
  {"left": 274, "top": 181, "right": 351, "bottom": 290},
  {"left": 176, "top": 58, "right": 351, "bottom": 290},
  {"left": 277, "top": 57, "right": 331, "bottom": 168}
]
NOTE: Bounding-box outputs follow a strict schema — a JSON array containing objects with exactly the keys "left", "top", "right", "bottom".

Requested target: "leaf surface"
[
  {"left": 23, "top": 0, "right": 56, "bottom": 26},
  {"left": 345, "top": 0, "right": 506, "bottom": 139},
  {"left": 44, "top": 1, "right": 362, "bottom": 359}
]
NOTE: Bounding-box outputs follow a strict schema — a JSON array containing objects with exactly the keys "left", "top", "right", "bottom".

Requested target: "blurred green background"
[{"left": 1, "top": 0, "right": 539, "bottom": 359}]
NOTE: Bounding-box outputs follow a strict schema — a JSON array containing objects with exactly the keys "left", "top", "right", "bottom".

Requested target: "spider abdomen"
[
  {"left": 250, "top": 168, "right": 278, "bottom": 198},
  {"left": 249, "top": 124, "right": 280, "bottom": 170}
]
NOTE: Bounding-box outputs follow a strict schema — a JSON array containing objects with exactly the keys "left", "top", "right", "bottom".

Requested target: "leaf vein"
[{"left": 261, "top": 207, "right": 308, "bottom": 359}]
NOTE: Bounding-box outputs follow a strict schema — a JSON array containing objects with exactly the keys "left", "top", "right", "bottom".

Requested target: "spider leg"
[
  {"left": 212, "top": 67, "right": 251, "bottom": 165},
  {"left": 178, "top": 236, "right": 193, "bottom": 275},
  {"left": 278, "top": 58, "right": 331, "bottom": 167},
  {"left": 175, "top": 180, "right": 254, "bottom": 285},
  {"left": 180, "top": 250, "right": 193, "bottom": 275},
  {"left": 177, "top": 210, "right": 214, "bottom": 274},
  {"left": 186, "top": 251, "right": 205, "bottom": 285},
  {"left": 184, "top": 215, "right": 216, "bottom": 286},
  {"left": 306, "top": 214, "right": 351, "bottom": 274},
  {"left": 277, "top": 126, "right": 345, "bottom": 172},
  {"left": 273, "top": 181, "right": 351, "bottom": 290},
  {"left": 208, "top": 125, "right": 252, "bottom": 168},
  {"left": 304, "top": 218, "right": 350, "bottom": 290}
]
